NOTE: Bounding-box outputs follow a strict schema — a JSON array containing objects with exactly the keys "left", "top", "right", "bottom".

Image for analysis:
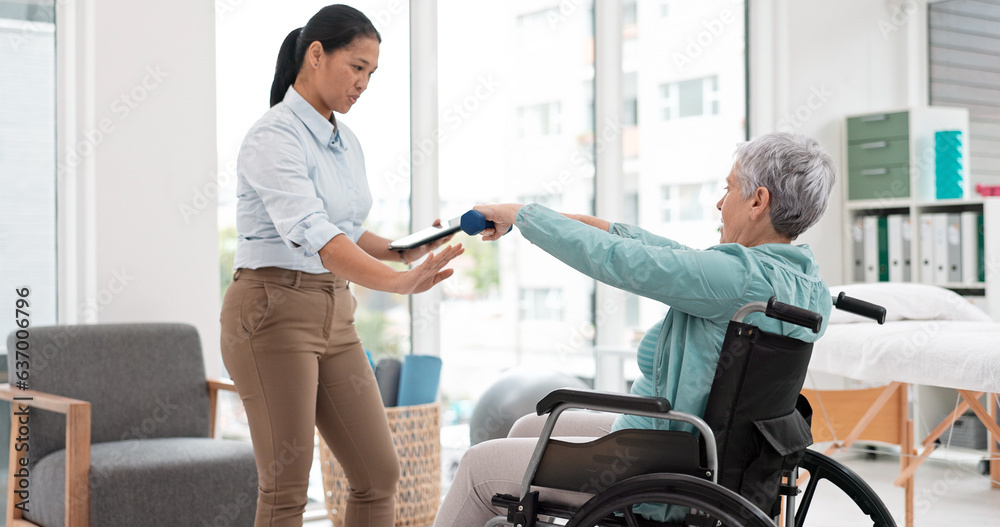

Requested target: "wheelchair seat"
[{"left": 489, "top": 296, "right": 894, "bottom": 527}]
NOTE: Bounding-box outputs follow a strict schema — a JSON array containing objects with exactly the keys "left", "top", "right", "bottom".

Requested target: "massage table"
[{"left": 806, "top": 292, "right": 1000, "bottom": 527}]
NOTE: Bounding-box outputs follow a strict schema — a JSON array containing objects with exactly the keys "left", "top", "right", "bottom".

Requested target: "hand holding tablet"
[{"left": 388, "top": 210, "right": 512, "bottom": 251}]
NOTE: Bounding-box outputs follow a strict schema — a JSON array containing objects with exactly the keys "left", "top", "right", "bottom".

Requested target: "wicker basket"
[{"left": 319, "top": 402, "right": 441, "bottom": 527}]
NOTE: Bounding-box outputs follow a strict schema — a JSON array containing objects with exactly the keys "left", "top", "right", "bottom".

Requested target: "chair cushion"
[{"left": 24, "top": 438, "right": 257, "bottom": 527}]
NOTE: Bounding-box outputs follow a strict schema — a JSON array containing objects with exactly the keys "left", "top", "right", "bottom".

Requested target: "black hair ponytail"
[
  {"left": 270, "top": 28, "right": 302, "bottom": 107},
  {"left": 269, "top": 4, "right": 381, "bottom": 108}
]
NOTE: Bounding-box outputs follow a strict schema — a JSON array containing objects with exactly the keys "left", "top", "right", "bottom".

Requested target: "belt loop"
[
  {"left": 233, "top": 269, "right": 242, "bottom": 281},
  {"left": 293, "top": 271, "right": 302, "bottom": 288}
]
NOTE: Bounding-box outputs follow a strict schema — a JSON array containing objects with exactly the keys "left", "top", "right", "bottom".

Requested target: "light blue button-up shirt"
[{"left": 234, "top": 86, "right": 372, "bottom": 273}]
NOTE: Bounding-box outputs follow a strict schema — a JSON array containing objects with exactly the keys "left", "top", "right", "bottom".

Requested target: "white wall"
[
  {"left": 59, "top": 0, "right": 221, "bottom": 375},
  {"left": 749, "top": 0, "right": 925, "bottom": 286}
]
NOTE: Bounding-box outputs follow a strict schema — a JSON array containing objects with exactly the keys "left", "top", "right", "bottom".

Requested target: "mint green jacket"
[{"left": 514, "top": 204, "right": 831, "bottom": 433}]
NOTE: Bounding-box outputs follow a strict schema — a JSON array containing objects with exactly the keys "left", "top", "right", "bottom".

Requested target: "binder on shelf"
[
  {"left": 946, "top": 213, "right": 962, "bottom": 283},
  {"left": 919, "top": 214, "right": 935, "bottom": 284},
  {"left": 887, "top": 214, "right": 911, "bottom": 282},
  {"left": 932, "top": 213, "right": 949, "bottom": 284},
  {"left": 978, "top": 213, "right": 985, "bottom": 283},
  {"left": 852, "top": 217, "right": 865, "bottom": 282},
  {"left": 862, "top": 216, "right": 879, "bottom": 282},
  {"left": 960, "top": 211, "right": 979, "bottom": 284},
  {"left": 877, "top": 216, "right": 889, "bottom": 282},
  {"left": 902, "top": 215, "right": 913, "bottom": 281}
]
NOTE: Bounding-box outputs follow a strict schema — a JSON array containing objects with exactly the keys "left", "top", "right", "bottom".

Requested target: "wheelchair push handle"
[
  {"left": 833, "top": 292, "right": 887, "bottom": 324},
  {"left": 765, "top": 297, "right": 823, "bottom": 333}
]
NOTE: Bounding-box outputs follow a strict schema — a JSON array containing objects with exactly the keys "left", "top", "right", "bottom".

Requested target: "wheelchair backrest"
[{"left": 702, "top": 320, "right": 815, "bottom": 517}]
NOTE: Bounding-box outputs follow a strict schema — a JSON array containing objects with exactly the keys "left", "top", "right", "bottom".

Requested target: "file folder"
[
  {"left": 961, "top": 211, "right": 980, "bottom": 284},
  {"left": 919, "top": 215, "right": 935, "bottom": 284},
  {"left": 888, "top": 215, "right": 905, "bottom": 282},
  {"left": 947, "top": 213, "right": 962, "bottom": 283},
  {"left": 852, "top": 217, "right": 865, "bottom": 282},
  {"left": 863, "top": 216, "right": 879, "bottom": 282},
  {"left": 901, "top": 214, "right": 913, "bottom": 281},
  {"left": 978, "top": 213, "right": 986, "bottom": 283},
  {"left": 877, "top": 216, "right": 889, "bottom": 282},
  {"left": 932, "top": 213, "right": 949, "bottom": 284}
]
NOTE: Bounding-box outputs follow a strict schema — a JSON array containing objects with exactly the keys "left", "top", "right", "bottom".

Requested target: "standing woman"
[{"left": 221, "top": 5, "right": 463, "bottom": 527}]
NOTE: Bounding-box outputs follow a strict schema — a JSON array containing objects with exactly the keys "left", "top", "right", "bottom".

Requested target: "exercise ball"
[{"left": 469, "top": 366, "right": 589, "bottom": 445}]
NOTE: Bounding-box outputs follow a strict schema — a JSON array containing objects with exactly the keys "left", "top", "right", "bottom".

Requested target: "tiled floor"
[{"left": 304, "top": 446, "right": 1000, "bottom": 526}]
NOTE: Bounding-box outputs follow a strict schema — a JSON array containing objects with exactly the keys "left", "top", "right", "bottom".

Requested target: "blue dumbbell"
[{"left": 461, "top": 210, "right": 513, "bottom": 235}]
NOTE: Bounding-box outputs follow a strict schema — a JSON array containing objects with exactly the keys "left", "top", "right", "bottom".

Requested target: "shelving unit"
[{"left": 840, "top": 107, "right": 999, "bottom": 318}]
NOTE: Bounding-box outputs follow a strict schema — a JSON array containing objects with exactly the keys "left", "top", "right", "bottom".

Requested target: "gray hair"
[{"left": 733, "top": 132, "right": 836, "bottom": 240}]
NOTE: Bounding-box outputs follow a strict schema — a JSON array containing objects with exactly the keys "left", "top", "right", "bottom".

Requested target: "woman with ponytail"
[{"left": 220, "top": 5, "right": 462, "bottom": 526}]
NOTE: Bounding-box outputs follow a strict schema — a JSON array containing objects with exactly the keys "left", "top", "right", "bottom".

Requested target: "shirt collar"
[{"left": 284, "top": 85, "right": 344, "bottom": 149}]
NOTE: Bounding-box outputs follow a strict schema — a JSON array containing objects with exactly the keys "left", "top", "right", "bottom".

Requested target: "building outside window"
[{"left": 0, "top": 1, "right": 57, "bottom": 352}]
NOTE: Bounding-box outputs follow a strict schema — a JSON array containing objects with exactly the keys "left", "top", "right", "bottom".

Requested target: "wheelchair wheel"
[
  {"left": 565, "top": 473, "right": 774, "bottom": 527},
  {"left": 794, "top": 450, "right": 896, "bottom": 527}
]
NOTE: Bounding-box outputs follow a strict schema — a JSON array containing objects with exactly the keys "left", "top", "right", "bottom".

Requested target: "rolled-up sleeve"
[
  {"left": 238, "top": 122, "right": 343, "bottom": 257},
  {"left": 516, "top": 204, "right": 750, "bottom": 320}
]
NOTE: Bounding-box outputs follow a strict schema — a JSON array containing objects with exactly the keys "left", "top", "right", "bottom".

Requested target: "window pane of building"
[
  {"left": 0, "top": 1, "right": 58, "bottom": 356},
  {"left": 625, "top": 1, "right": 746, "bottom": 333},
  {"left": 678, "top": 78, "right": 704, "bottom": 118},
  {"left": 438, "top": 0, "right": 595, "bottom": 423}
]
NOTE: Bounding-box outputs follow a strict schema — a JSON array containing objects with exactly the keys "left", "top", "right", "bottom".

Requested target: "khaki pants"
[{"left": 221, "top": 267, "right": 399, "bottom": 527}]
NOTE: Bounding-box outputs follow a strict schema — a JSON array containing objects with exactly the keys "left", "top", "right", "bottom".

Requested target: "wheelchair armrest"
[{"left": 535, "top": 388, "right": 672, "bottom": 416}]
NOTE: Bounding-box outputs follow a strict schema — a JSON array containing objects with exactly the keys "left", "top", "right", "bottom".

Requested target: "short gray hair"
[{"left": 734, "top": 132, "right": 836, "bottom": 240}]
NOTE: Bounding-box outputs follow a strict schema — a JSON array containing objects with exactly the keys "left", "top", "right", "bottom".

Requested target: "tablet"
[{"left": 388, "top": 216, "right": 462, "bottom": 251}]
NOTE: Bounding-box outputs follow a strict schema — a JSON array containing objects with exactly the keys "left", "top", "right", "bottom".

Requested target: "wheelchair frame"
[{"left": 485, "top": 295, "right": 893, "bottom": 527}]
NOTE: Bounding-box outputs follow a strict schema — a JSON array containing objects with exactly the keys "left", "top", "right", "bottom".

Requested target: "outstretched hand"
[
  {"left": 396, "top": 243, "right": 465, "bottom": 295},
  {"left": 473, "top": 204, "right": 522, "bottom": 241}
]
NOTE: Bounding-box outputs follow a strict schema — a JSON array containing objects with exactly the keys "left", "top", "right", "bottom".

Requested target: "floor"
[{"left": 303, "top": 445, "right": 1000, "bottom": 526}]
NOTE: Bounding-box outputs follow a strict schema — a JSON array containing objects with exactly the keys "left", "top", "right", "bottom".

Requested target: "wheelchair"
[{"left": 486, "top": 294, "right": 894, "bottom": 527}]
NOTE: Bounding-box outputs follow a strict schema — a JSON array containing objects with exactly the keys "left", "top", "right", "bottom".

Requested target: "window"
[
  {"left": 438, "top": 0, "right": 595, "bottom": 415},
  {"left": 630, "top": 1, "right": 745, "bottom": 334},
  {"left": 929, "top": 1, "right": 1000, "bottom": 185},
  {"left": 660, "top": 186, "right": 672, "bottom": 222},
  {"left": 624, "top": 72, "right": 638, "bottom": 127},
  {"left": 0, "top": 0, "right": 58, "bottom": 355},
  {"left": 661, "top": 75, "right": 720, "bottom": 121},
  {"left": 517, "top": 102, "right": 562, "bottom": 138},
  {"left": 519, "top": 288, "right": 564, "bottom": 321}
]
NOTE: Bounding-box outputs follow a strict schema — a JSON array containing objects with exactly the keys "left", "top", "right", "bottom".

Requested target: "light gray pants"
[{"left": 433, "top": 411, "right": 616, "bottom": 527}]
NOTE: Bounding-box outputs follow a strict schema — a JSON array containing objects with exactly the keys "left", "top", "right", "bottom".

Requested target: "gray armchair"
[{"left": 1, "top": 323, "right": 257, "bottom": 527}]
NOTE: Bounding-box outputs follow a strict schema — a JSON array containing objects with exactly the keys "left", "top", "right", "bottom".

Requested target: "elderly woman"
[{"left": 432, "top": 132, "right": 837, "bottom": 526}]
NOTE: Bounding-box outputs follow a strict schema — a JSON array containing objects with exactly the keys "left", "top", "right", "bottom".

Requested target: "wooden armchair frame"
[{"left": 0, "top": 379, "right": 239, "bottom": 527}]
